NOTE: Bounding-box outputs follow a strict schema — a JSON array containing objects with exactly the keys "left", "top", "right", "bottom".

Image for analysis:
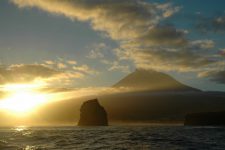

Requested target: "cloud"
[
  {"left": 198, "top": 70, "right": 225, "bottom": 84},
  {"left": 0, "top": 62, "right": 92, "bottom": 86},
  {"left": 54, "top": 71, "right": 84, "bottom": 81},
  {"left": 213, "top": 16, "right": 225, "bottom": 32},
  {"left": 57, "top": 63, "right": 67, "bottom": 69},
  {"left": 43, "top": 59, "right": 78, "bottom": 68},
  {"left": 190, "top": 40, "right": 215, "bottom": 49},
  {"left": 67, "top": 60, "right": 77, "bottom": 65},
  {"left": 137, "top": 24, "right": 188, "bottom": 47},
  {"left": 196, "top": 15, "right": 225, "bottom": 33},
  {"left": 10, "top": 0, "right": 181, "bottom": 43},
  {"left": 45, "top": 60, "right": 55, "bottom": 65},
  {"left": 219, "top": 49, "right": 225, "bottom": 57},
  {"left": 87, "top": 49, "right": 104, "bottom": 59},
  {"left": 86, "top": 43, "right": 132, "bottom": 74},
  {"left": 157, "top": 3, "right": 181, "bottom": 18},
  {"left": 10, "top": 0, "right": 225, "bottom": 84},
  {"left": 73, "top": 65, "right": 99, "bottom": 75},
  {"left": 116, "top": 39, "right": 216, "bottom": 72},
  {"left": 42, "top": 59, "right": 100, "bottom": 85},
  {"left": 108, "top": 61, "right": 130, "bottom": 73},
  {"left": 86, "top": 43, "right": 106, "bottom": 59},
  {"left": 0, "top": 64, "right": 60, "bottom": 84}
]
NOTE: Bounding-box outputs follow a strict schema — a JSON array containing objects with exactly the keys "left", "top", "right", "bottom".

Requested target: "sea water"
[{"left": 0, "top": 125, "right": 225, "bottom": 150}]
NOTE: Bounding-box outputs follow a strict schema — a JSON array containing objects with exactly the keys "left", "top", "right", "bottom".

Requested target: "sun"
[
  {"left": 0, "top": 91, "right": 46, "bottom": 114},
  {"left": 0, "top": 83, "right": 47, "bottom": 115}
]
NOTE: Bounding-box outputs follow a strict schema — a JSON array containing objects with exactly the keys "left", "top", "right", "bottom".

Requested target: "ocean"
[{"left": 0, "top": 125, "right": 224, "bottom": 150}]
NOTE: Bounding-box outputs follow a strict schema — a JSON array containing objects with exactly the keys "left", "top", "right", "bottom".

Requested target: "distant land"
[
  {"left": 1, "top": 69, "right": 225, "bottom": 125},
  {"left": 184, "top": 111, "right": 225, "bottom": 126}
]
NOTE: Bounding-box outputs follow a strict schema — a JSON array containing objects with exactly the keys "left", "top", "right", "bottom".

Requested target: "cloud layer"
[
  {"left": 0, "top": 64, "right": 59, "bottom": 84},
  {"left": 10, "top": 0, "right": 225, "bottom": 84},
  {"left": 0, "top": 59, "right": 99, "bottom": 86}
]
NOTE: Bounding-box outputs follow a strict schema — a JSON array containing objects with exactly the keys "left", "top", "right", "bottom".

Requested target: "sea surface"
[{"left": 0, "top": 125, "right": 225, "bottom": 150}]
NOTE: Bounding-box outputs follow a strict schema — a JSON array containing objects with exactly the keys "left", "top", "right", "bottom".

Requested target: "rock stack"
[{"left": 78, "top": 99, "right": 108, "bottom": 126}]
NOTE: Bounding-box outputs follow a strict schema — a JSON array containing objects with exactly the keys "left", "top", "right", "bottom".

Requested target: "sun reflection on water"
[{"left": 14, "top": 126, "right": 27, "bottom": 132}]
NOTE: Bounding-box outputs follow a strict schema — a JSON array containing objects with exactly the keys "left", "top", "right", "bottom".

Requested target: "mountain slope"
[{"left": 113, "top": 69, "right": 200, "bottom": 92}]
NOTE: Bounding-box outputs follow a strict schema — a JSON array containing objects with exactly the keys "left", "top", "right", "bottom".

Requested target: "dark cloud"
[
  {"left": 199, "top": 70, "right": 225, "bottom": 84},
  {"left": 138, "top": 24, "right": 188, "bottom": 47},
  {"left": 196, "top": 15, "right": 225, "bottom": 33},
  {"left": 125, "top": 45, "right": 215, "bottom": 72}
]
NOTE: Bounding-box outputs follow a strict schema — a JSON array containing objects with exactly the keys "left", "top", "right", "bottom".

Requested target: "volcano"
[{"left": 113, "top": 69, "right": 200, "bottom": 92}]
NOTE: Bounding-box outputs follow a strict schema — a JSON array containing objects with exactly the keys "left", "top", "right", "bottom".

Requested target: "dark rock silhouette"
[
  {"left": 78, "top": 99, "right": 108, "bottom": 126},
  {"left": 184, "top": 111, "right": 225, "bottom": 126}
]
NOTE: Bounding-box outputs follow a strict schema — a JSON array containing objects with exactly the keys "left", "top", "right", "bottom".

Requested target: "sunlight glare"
[{"left": 0, "top": 83, "right": 48, "bottom": 115}]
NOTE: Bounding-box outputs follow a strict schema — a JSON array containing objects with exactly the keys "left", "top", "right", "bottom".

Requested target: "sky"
[{"left": 0, "top": 0, "right": 225, "bottom": 91}]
